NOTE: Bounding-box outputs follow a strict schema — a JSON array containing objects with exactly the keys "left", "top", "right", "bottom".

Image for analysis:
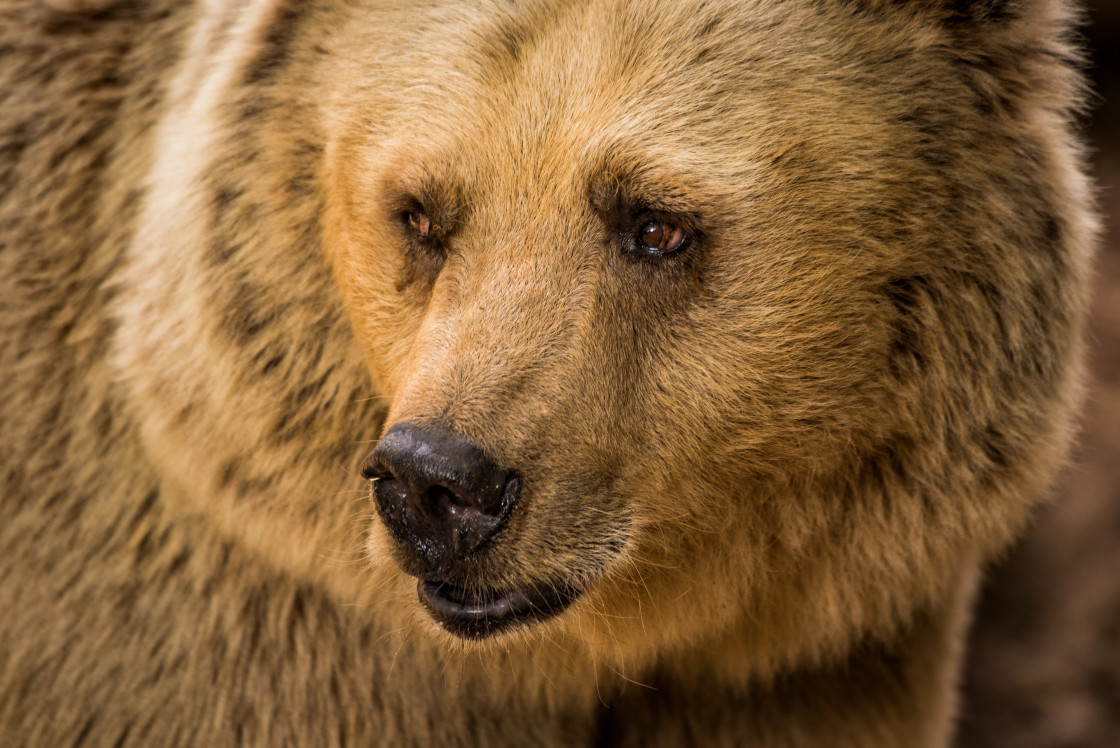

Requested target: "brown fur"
[{"left": 0, "top": 0, "right": 1096, "bottom": 745}]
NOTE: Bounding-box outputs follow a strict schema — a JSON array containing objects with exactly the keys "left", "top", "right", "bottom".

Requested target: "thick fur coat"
[{"left": 0, "top": 0, "right": 1096, "bottom": 745}]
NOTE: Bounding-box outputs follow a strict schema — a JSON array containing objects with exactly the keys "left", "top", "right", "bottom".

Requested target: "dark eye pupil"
[
  {"left": 408, "top": 210, "right": 432, "bottom": 238},
  {"left": 640, "top": 222, "right": 665, "bottom": 248}
]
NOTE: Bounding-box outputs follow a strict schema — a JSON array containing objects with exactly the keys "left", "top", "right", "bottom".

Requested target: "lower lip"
[{"left": 417, "top": 579, "right": 581, "bottom": 639}]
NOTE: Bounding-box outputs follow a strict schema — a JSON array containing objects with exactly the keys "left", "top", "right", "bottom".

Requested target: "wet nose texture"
[{"left": 362, "top": 423, "right": 519, "bottom": 576}]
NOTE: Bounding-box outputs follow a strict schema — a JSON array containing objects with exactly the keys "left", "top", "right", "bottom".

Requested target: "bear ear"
[
  {"left": 887, "top": 0, "right": 1046, "bottom": 24},
  {"left": 948, "top": 0, "right": 1018, "bottom": 23}
]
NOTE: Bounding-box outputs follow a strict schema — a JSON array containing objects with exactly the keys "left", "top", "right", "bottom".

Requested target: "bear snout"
[{"left": 362, "top": 423, "right": 519, "bottom": 577}]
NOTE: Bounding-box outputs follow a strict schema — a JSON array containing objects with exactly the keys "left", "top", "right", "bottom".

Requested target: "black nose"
[{"left": 362, "top": 423, "right": 519, "bottom": 576}]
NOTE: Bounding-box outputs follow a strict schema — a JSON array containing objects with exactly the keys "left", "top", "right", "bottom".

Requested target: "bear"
[{"left": 0, "top": 0, "right": 1096, "bottom": 745}]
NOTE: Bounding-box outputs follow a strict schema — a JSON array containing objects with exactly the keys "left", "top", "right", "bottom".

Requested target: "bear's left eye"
[{"left": 634, "top": 219, "right": 688, "bottom": 256}]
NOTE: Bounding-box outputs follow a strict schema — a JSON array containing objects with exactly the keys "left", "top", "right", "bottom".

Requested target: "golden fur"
[{"left": 0, "top": 0, "right": 1096, "bottom": 744}]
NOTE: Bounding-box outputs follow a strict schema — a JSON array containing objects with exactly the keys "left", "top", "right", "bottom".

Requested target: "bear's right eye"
[
  {"left": 406, "top": 209, "right": 432, "bottom": 238},
  {"left": 395, "top": 204, "right": 447, "bottom": 288}
]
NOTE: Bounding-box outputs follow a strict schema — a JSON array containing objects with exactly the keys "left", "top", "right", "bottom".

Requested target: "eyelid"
[
  {"left": 638, "top": 205, "right": 702, "bottom": 238},
  {"left": 589, "top": 170, "right": 705, "bottom": 233}
]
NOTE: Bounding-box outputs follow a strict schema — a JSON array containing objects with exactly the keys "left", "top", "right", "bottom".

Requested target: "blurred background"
[{"left": 958, "top": 2, "right": 1120, "bottom": 746}]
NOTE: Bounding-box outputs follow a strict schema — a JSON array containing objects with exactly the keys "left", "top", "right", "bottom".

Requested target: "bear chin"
[{"left": 417, "top": 579, "right": 583, "bottom": 640}]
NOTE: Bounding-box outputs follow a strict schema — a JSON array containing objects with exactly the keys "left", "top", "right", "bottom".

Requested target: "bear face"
[
  {"left": 318, "top": 0, "right": 1089, "bottom": 660},
  {"left": 110, "top": 0, "right": 1092, "bottom": 681}
]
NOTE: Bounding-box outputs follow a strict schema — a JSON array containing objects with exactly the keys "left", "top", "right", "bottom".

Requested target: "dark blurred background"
[{"left": 958, "top": 3, "right": 1120, "bottom": 746}]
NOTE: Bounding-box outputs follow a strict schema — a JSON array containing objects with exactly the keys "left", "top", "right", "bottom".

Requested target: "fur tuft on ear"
[
  {"left": 905, "top": 0, "right": 1063, "bottom": 25},
  {"left": 857, "top": 0, "right": 1070, "bottom": 26},
  {"left": 946, "top": 0, "right": 1020, "bottom": 23}
]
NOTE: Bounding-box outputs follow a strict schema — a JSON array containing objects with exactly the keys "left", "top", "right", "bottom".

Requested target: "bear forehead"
[{"left": 332, "top": 0, "right": 933, "bottom": 210}]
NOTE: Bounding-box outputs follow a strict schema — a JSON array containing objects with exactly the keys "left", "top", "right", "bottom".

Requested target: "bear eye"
[
  {"left": 407, "top": 209, "right": 432, "bottom": 238},
  {"left": 637, "top": 220, "right": 688, "bottom": 255}
]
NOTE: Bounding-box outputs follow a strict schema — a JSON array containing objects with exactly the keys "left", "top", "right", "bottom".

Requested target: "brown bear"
[{"left": 0, "top": 0, "right": 1096, "bottom": 745}]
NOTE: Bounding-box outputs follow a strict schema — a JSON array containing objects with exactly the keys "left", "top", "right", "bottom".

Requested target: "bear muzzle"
[{"left": 362, "top": 422, "right": 584, "bottom": 638}]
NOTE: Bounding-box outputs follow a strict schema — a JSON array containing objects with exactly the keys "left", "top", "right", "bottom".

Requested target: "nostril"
[{"left": 427, "top": 484, "right": 472, "bottom": 513}]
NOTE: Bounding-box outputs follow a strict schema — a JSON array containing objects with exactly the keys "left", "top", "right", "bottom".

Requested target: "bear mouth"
[{"left": 417, "top": 579, "right": 581, "bottom": 639}]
